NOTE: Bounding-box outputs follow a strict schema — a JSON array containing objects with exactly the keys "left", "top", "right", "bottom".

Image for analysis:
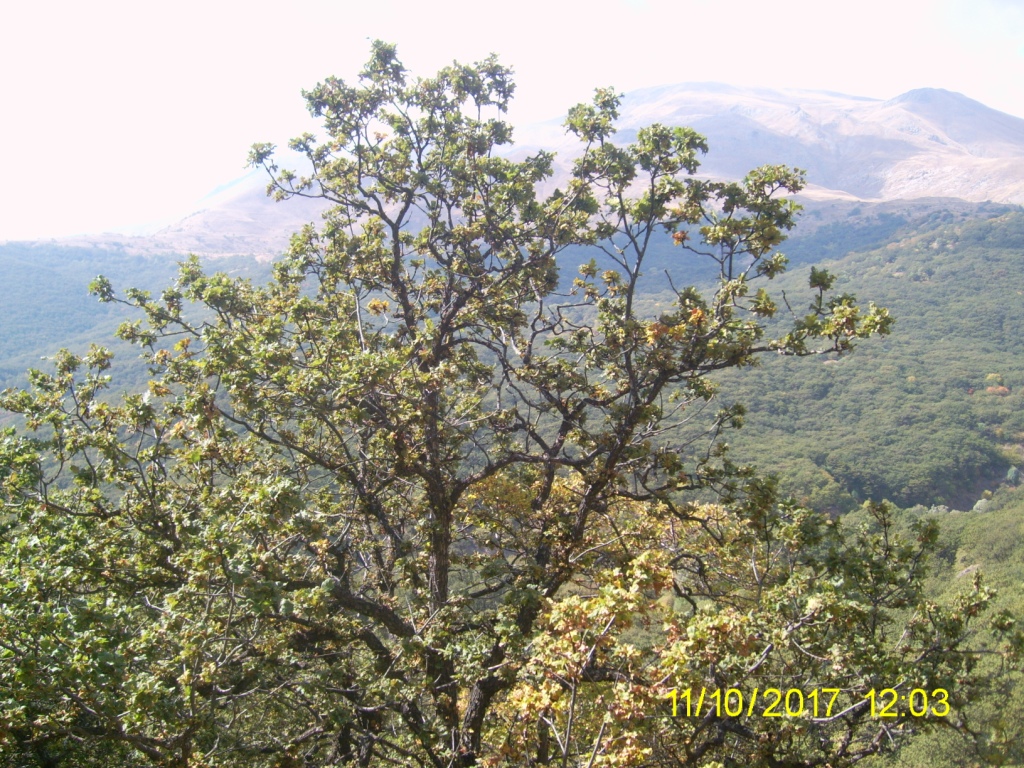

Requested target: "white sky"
[{"left": 1, "top": 0, "right": 1022, "bottom": 240}]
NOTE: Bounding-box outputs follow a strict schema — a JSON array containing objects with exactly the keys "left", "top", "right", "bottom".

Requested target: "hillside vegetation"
[
  {"left": 693, "top": 207, "right": 1024, "bottom": 511},
  {"left": 861, "top": 485, "right": 1024, "bottom": 767},
  {"left": 2, "top": 205, "right": 1023, "bottom": 512},
  {"left": 0, "top": 243, "right": 270, "bottom": 393}
]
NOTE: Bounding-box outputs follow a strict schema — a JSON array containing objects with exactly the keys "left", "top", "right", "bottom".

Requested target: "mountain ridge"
[{"left": 6, "top": 83, "right": 1023, "bottom": 258}]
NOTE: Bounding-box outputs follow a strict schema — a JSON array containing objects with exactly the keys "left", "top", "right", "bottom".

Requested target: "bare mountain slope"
[
  {"left": 633, "top": 84, "right": 1024, "bottom": 203},
  {"left": 520, "top": 83, "right": 1024, "bottom": 204},
  {"left": 886, "top": 88, "right": 1024, "bottom": 157}
]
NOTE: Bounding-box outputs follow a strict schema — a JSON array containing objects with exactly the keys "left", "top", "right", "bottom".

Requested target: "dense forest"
[
  {"left": 702, "top": 206, "right": 1024, "bottom": 511},
  {"left": 859, "top": 483, "right": 1024, "bottom": 767}
]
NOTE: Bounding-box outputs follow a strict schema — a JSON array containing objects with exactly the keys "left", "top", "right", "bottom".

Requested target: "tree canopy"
[{"left": 1, "top": 42, "right": 1017, "bottom": 768}]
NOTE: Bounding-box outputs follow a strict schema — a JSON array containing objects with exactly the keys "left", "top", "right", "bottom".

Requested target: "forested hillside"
[
  {"left": 0, "top": 243, "right": 270, "bottom": 392},
  {"left": 3, "top": 204, "right": 1023, "bottom": 511},
  {"left": 699, "top": 207, "right": 1024, "bottom": 511},
  {"left": 7, "top": 209, "right": 1024, "bottom": 766}
]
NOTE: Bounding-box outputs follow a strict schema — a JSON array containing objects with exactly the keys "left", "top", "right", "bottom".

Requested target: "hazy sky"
[{"left": 2, "top": 0, "right": 1022, "bottom": 240}]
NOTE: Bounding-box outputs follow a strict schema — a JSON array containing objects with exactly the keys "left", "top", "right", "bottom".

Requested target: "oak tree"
[{"left": 1, "top": 42, "right": 1016, "bottom": 768}]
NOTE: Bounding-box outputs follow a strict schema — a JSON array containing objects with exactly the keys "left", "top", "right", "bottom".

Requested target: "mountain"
[
  {"left": 520, "top": 83, "right": 1024, "bottom": 206},
  {"left": 37, "top": 172, "right": 332, "bottom": 261},
  {"left": 22, "top": 84, "right": 1021, "bottom": 260}
]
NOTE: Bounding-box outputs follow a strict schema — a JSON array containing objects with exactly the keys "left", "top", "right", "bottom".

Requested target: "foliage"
[
  {"left": 0, "top": 43, "right": 1011, "bottom": 768},
  {"left": 853, "top": 488, "right": 1024, "bottom": 767}
]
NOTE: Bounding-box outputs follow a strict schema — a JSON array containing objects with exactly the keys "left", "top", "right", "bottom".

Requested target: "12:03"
[{"left": 865, "top": 688, "right": 950, "bottom": 717}]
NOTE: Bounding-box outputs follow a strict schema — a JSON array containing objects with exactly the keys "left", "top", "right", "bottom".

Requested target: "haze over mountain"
[
  {"left": 18, "top": 83, "right": 1024, "bottom": 259},
  {"left": 521, "top": 83, "right": 1024, "bottom": 204}
]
